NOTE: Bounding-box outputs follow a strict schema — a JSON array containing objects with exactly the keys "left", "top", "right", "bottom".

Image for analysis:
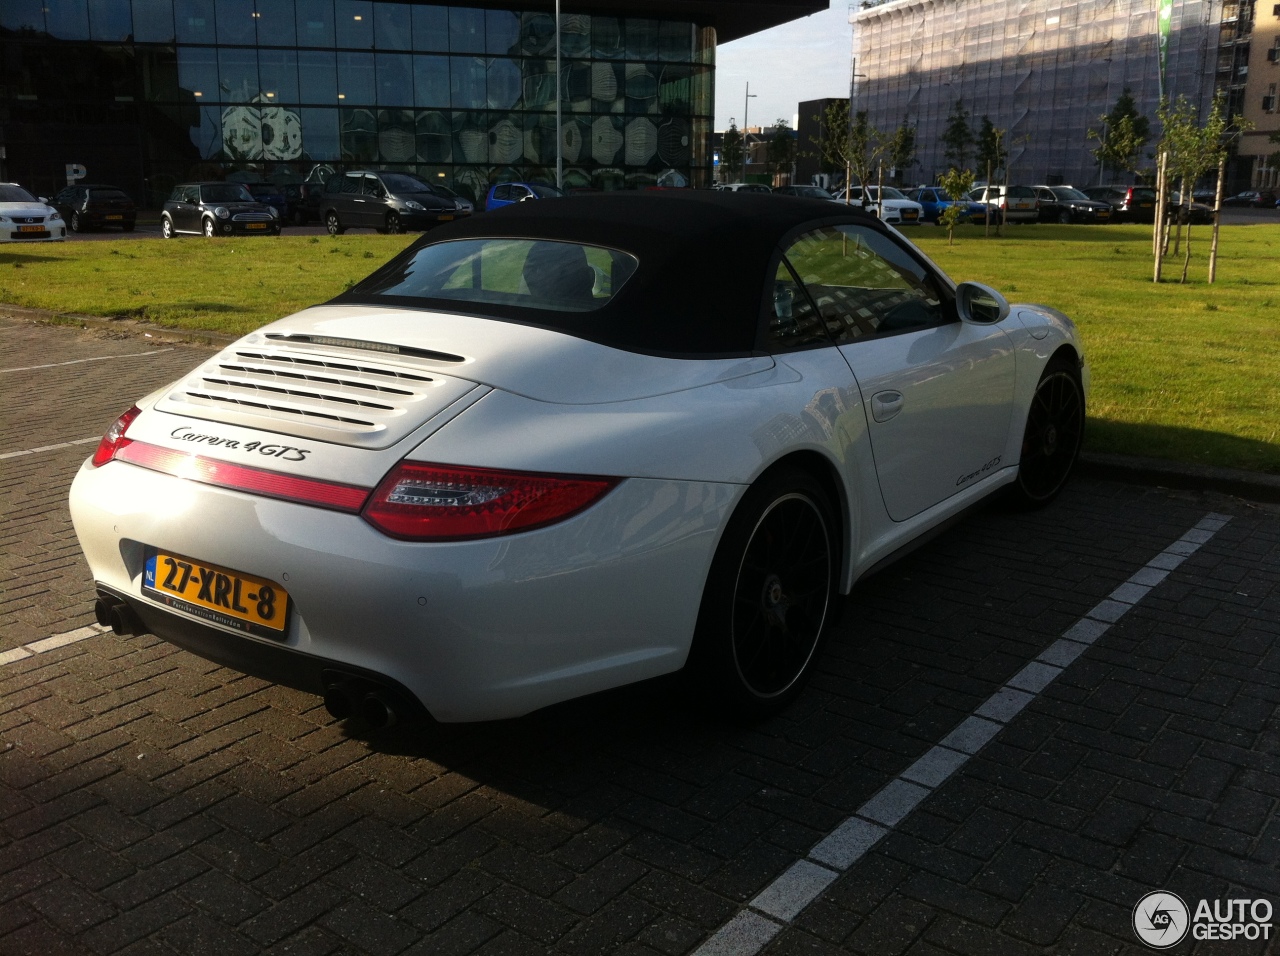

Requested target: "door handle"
[{"left": 871, "top": 390, "right": 904, "bottom": 423}]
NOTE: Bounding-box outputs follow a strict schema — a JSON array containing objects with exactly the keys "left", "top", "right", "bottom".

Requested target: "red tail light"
[
  {"left": 362, "top": 461, "right": 619, "bottom": 541},
  {"left": 92, "top": 405, "right": 142, "bottom": 467}
]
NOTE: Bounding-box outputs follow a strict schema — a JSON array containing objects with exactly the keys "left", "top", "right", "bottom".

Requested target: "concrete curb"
[{"left": 5, "top": 301, "right": 1278, "bottom": 504}]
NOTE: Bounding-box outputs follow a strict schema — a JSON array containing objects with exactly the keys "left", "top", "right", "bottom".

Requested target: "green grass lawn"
[{"left": 1, "top": 224, "right": 1277, "bottom": 473}]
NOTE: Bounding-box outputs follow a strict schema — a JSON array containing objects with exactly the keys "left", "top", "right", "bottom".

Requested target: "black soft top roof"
[{"left": 335, "top": 192, "right": 887, "bottom": 357}]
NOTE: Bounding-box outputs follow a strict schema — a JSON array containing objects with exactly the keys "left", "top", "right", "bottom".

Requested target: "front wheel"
[
  {"left": 1058, "top": 210, "right": 1072, "bottom": 224},
  {"left": 1012, "top": 356, "right": 1084, "bottom": 507},
  {"left": 385, "top": 212, "right": 403, "bottom": 234},
  {"left": 203, "top": 217, "right": 217, "bottom": 237},
  {"left": 687, "top": 467, "right": 837, "bottom": 718},
  {"left": 160, "top": 216, "right": 174, "bottom": 239},
  {"left": 325, "top": 210, "right": 344, "bottom": 235}
]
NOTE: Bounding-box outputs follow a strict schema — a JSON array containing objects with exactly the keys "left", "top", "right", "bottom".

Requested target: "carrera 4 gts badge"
[
  {"left": 956, "top": 455, "right": 1002, "bottom": 487},
  {"left": 170, "top": 425, "right": 312, "bottom": 462}
]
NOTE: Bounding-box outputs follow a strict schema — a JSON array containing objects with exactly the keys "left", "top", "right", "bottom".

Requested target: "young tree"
[
  {"left": 1089, "top": 89, "right": 1151, "bottom": 181},
  {"left": 941, "top": 100, "right": 974, "bottom": 171},
  {"left": 720, "top": 122, "right": 743, "bottom": 182},
  {"left": 766, "top": 118, "right": 797, "bottom": 182},
  {"left": 885, "top": 120, "right": 917, "bottom": 185},
  {"left": 812, "top": 100, "right": 888, "bottom": 205},
  {"left": 937, "top": 167, "right": 976, "bottom": 246},
  {"left": 1157, "top": 94, "right": 1244, "bottom": 283},
  {"left": 975, "top": 117, "right": 1007, "bottom": 181}
]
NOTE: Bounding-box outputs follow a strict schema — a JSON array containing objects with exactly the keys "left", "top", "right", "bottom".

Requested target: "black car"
[
  {"left": 49, "top": 183, "right": 137, "bottom": 233},
  {"left": 1032, "top": 186, "right": 1113, "bottom": 224},
  {"left": 161, "top": 182, "right": 280, "bottom": 237},
  {"left": 281, "top": 182, "right": 324, "bottom": 225},
  {"left": 1081, "top": 184, "right": 1157, "bottom": 223},
  {"left": 321, "top": 170, "right": 470, "bottom": 235},
  {"left": 246, "top": 183, "right": 289, "bottom": 219}
]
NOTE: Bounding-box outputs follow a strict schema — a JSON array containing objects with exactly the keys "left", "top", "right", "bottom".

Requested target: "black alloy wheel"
[
  {"left": 70, "top": 211, "right": 84, "bottom": 232},
  {"left": 385, "top": 212, "right": 403, "bottom": 234},
  {"left": 325, "top": 210, "right": 344, "bottom": 236},
  {"left": 690, "top": 467, "right": 837, "bottom": 718},
  {"left": 1013, "top": 356, "right": 1084, "bottom": 506}
]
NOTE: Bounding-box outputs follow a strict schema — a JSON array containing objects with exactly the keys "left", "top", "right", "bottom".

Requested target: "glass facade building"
[
  {"left": 1, "top": 2, "right": 819, "bottom": 203},
  {"left": 850, "top": 0, "right": 1225, "bottom": 188}
]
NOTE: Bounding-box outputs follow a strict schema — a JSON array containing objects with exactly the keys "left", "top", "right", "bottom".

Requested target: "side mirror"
[{"left": 955, "top": 281, "right": 1011, "bottom": 324}]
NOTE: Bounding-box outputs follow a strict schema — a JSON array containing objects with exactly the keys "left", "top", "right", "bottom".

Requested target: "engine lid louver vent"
[{"left": 156, "top": 345, "right": 478, "bottom": 449}]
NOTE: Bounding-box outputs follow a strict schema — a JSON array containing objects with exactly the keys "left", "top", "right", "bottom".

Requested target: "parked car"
[
  {"left": 281, "top": 182, "right": 324, "bottom": 225},
  {"left": 968, "top": 185, "right": 1039, "bottom": 224},
  {"left": 1032, "top": 186, "right": 1113, "bottom": 224},
  {"left": 0, "top": 183, "right": 66, "bottom": 242},
  {"left": 246, "top": 183, "right": 289, "bottom": 220},
  {"left": 324, "top": 171, "right": 471, "bottom": 234},
  {"left": 774, "top": 185, "right": 837, "bottom": 200},
  {"left": 905, "top": 186, "right": 990, "bottom": 224},
  {"left": 1081, "top": 184, "right": 1157, "bottom": 223},
  {"left": 842, "top": 186, "right": 924, "bottom": 225},
  {"left": 161, "top": 183, "right": 280, "bottom": 237},
  {"left": 714, "top": 182, "right": 772, "bottom": 194},
  {"left": 69, "top": 192, "right": 1087, "bottom": 724},
  {"left": 49, "top": 183, "right": 137, "bottom": 232},
  {"left": 426, "top": 182, "right": 474, "bottom": 215},
  {"left": 1222, "top": 190, "right": 1278, "bottom": 208},
  {"left": 1168, "top": 193, "right": 1214, "bottom": 225},
  {"left": 484, "top": 181, "right": 568, "bottom": 211}
]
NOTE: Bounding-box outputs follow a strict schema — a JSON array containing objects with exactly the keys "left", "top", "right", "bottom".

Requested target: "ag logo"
[{"left": 1133, "top": 891, "right": 1190, "bottom": 948}]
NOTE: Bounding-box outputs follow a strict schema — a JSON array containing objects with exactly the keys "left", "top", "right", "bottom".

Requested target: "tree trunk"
[
  {"left": 1181, "top": 221, "right": 1192, "bottom": 284},
  {"left": 1208, "top": 155, "right": 1225, "bottom": 283},
  {"left": 1153, "top": 151, "right": 1166, "bottom": 282},
  {"left": 984, "top": 162, "right": 992, "bottom": 238},
  {"left": 1171, "top": 176, "right": 1188, "bottom": 257}
]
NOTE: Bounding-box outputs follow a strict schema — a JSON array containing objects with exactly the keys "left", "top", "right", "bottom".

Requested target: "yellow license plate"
[
  {"left": 245, "top": 222, "right": 267, "bottom": 229},
  {"left": 19, "top": 224, "right": 42, "bottom": 232},
  {"left": 903, "top": 211, "right": 918, "bottom": 219},
  {"left": 106, "top": 214, "right": 123, "bottom": 220},
  {"left": 143, "top": 548, "right": 289, "bottom": 638},
  {"left": 438, "top": 214, "right": 454, "bottom": 221}
]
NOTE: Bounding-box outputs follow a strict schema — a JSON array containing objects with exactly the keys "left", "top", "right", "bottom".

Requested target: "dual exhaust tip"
[
  {"left": 322, "top": 674, "right": 404, "bottom": 731},
  {"left": 94, "top": 595, "right": 148, "bottom": 637}
]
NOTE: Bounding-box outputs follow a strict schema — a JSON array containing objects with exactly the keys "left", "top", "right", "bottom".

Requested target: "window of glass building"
[
  {"left": 486, "top": 10, "right": 520, "bottom": 55},
  {"left": 132, "top": 0, "right": 176, "bottom": 42},
  {"left": 413, "top": 55, "right": 449, "bottom": 108},
  {"left": 451, "top": 56, "right": 486, "bottom": 109},
  {"left": 218, "top": 47, "right": 260, "bottom": 102},
  {"left": 449, "top": 7, "right": 484, "bottom": 53},
  {"left": 299, "top": 50, "right": 337, "bottom": 103},
  {"left": 337, "top": 51, "right": 375, "bottom": 103},
  {"left": 296, "top": 0, "right": 334, "bottom": 47},
  {"left": 373, "top": 1, "right": 412, "bottom": 50},
  {"left": 217, "top": 0, "right": 256, "bottom": 45},
  {"left": 335, "top": 0, "right": 373, "bottom": 49},
  {"left": 260, "top": 49, "right": 300, "bottom": 103},
  {"left": 88, "top": 0, "right": 132, "bottom": 41},
  {"left": 257, "top": 0, "right": 298, "bottom": 47},
  {"left": 412, "top": 5, "right": 448, "bottom": 52},
  {"left": 375, "top": 53, "right": 413, "bottom": 107},
  {"left": 174, "top": 0, "right": 216, "bottom": 44},
  {"left": 177, "top": 46, "right": 220, "bottom": 100},
  {"left": 0, "top": 0, "right": 45, "bottom": 33},
  {"left": 46, "top": 0, "right": 91, "bottom": 40}
]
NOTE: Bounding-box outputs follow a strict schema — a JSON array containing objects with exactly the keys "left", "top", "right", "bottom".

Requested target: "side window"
[
  {"left": 766, "top": 260, "right": 829, "bottom": 352},
  {"left": 183, "top": 186, "right": 199, "bottom": 203},
  {"left": 341, "top": 175, "right": 362, "bottom": 194},
  {"left": 364, "top": 176, "right": 386, "bottom": 198},
  {"left": 782, "top": 225, "right": 948, "bottom": 344},
  {"left": 493, "top": 184, "right": 511, "bottom": 201}
]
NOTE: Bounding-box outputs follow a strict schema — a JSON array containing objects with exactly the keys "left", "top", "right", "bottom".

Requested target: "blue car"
[
  {"left": 906, "top": 186, "right": 989, "bottom": 225},
  {"left": 484, "top": 181, "right": 566, "bottom": 212}
]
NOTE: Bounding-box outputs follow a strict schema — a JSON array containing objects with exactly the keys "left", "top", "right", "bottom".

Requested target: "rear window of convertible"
[{"left": 349, "top": 238, "right": 639, "bottom": 313}]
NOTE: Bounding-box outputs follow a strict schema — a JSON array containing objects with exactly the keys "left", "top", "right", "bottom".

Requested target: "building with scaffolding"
[{"left": 849, "top": 0, "right": 1255, "bottom": 190}]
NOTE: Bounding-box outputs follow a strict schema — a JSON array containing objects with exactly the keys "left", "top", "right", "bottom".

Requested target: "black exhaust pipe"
[
  {"left": 323, "top": 687, "right": 353, "bottom": 721},
  {"left": 359, "top": 692, "right": 398, "bottom": 730},
  {"left": 94, "top": 595, "right": 147, "bottom": 637}
]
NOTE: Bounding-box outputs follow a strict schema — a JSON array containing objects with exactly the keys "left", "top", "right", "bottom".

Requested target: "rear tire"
[
  {"left": 1011, "top": 356, "right": 1084, "bottom": 507},
  {"left": 687, "top": 467, "right": 838, "bottom": 719},
  {"left": 325, "top": 210, "right": 344, "bottom": 236},
  {"left": 70, "top": 211, "right": 84, "bottom": 233}
]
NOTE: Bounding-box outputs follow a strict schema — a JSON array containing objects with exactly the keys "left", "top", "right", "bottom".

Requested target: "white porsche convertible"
[{"left": 70, "top": 192, "right": 1086, "bottom": 725}]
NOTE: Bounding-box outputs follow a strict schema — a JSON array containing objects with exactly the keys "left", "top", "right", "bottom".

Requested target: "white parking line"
[
  {"left": 0, "top": 624, "right": 107, "bottom": 667},
  {"left": 693, "top": 512, "right": 1233, "bottom": 956},
  {"left": 0, "top": 436, "right": 100, "bottom": 460},
  {"left": 0, "top": 347, "right": 173, "bottom": 374}
]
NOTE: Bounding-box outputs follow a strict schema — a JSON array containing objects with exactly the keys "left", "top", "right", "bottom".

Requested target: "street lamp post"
[
  {"left": 555, "top": 0, "right": 563, "bottom": 190},
  {"left": 743, "top": 82, "right": 757, "bottom": 180}
]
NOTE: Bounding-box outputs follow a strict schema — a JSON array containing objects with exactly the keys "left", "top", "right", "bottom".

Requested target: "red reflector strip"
[{"left": 115, "top": 441, "right": 371, "bottom": 513}]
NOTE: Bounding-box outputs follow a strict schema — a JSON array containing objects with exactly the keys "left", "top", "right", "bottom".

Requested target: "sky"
[{"left": 714, "top": 5, "right": 854, "bottom": 133}]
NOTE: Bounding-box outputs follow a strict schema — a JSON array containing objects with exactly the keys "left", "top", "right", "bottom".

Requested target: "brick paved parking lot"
[{"left": 1, "top": 314, "right": 1277, "bottom": 956}]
